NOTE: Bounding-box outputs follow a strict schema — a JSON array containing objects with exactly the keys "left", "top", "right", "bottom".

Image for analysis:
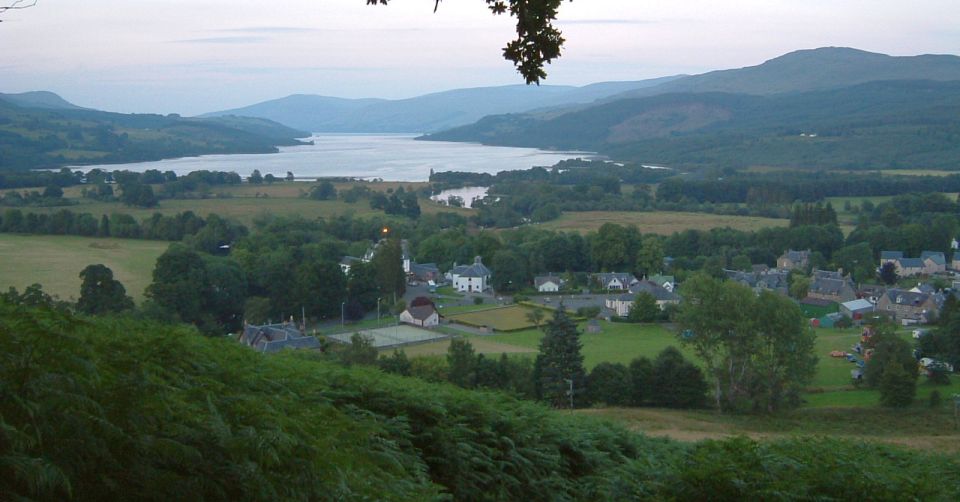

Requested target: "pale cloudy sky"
[{"left": 1, "top": 0, "right": 958, "bottom": 115}]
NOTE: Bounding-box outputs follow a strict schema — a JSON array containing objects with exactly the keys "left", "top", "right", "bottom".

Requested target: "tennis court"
[{"left": 327, "top": 324, "right": 449, "bottom": 349}]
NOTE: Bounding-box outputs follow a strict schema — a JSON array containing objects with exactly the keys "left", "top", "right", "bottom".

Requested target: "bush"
[
  {"left": 929, "top": 389, "right": 943, "bottom": 408},
  {"left": 473, "top": 296, "right": 484, "bottom": 305}
]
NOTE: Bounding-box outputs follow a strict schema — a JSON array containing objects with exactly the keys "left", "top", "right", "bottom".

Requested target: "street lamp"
[
  {"left": 341, "top": 302, "right": 345, "bottom": 327},
  {"left": 564, "top": 378, "right": 574, "bottom": 411},
  {"left": 377, "top": 296, "right": 382, "bottom": 327}
]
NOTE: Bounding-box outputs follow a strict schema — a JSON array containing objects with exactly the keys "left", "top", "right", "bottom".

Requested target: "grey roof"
[
  {"left": 451, "top": 256, "right": 491, "bottom": 278},
  {"left": 628, "top": 280, "right": 679, "bottom": 301},
  {"left": 881, "top": 251, "right": 904, "bottom": 260},
  {"left": 813, "top": 269, "right": 844, "bottom": 280},
  {"left": 841, "top": 299, "right": 874, "bottom": 312},
  {"left": 406, "top": 304, "right": 437, "bottom": 321},
  {"left": 782, "top": 249, "right": 810, "bottom": 262},
  {"left": 884, "top": 288, "right": 943, "bottom": 309},
  {"left": 898, "top": 258, "right": 923, "bottom": 268},
  {"left": 810, "top": 277, "right": 851, "bottom": 296},
  {"left": 593, "top": 272, "right": 637, "bottom": 287},
  {"left": 410, "top": 262, "right": 440, "bottom": 279},
  {"left": 340, "top": 256, "right": 362, "bottom": 266},
  {"left": 915, "top": 283, "right": 936, "bottom": 294},
  {"left": 725, "top": 269, "right": 788, "bottom": 291},
  {"left": 921, "top": 251, "right": 946, "bottom": 265},
  {"left": 240, "top": 323, "right": 320, "bottom": 353}
]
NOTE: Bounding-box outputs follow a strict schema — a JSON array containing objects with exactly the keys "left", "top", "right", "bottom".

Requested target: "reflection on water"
[
  {"left": 73, "top": 134, "right": 595, "bottom": 182},
  {"left": 430, "top": 187, "right": 489, "bottom": 208}
]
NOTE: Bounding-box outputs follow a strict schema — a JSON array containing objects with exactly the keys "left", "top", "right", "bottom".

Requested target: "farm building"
[
  {"left": 400, "top": 297, "right": 440, "bottom": 327},
  {"left": 839, "top": 298, "right": 875, "bottom": 322}
]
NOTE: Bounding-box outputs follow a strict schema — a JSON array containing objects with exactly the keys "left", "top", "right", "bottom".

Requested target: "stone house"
[
  {"left": 876, "top": 288, "right": 944, "bottom": 323},
  {"left": 777, "top": 249, "right": 810, "bottom": 270}
]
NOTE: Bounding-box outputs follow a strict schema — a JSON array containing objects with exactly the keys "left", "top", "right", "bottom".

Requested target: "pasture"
[
  {"left": 16, "top": 181, "right": 473, "bottom": 227},
  {"left": 446, "top": 305, "right": 541, "bottom": 332},
  {"left": 538, "top": 211, "right": 790, "bottom": 235},
  {"left": 0, "top": 234, "right": 168, "bottom": 302}
]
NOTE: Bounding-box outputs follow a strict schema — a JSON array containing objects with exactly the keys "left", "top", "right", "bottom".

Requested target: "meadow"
[
  {"left": 0, "top": 233, "right": 168, "bottom": 302},
  {"left": 446, "top": 304, "right": 541, "bottom": 331},
  {"left": 538, "top": 210, "right": 790, "bottom": 234},
  {"left": 15, "top": 181, "right": 472, "bottom": 227}
]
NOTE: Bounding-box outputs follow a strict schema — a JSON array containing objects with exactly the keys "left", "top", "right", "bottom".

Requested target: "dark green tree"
[
  {"left": 249, "top": 169, "right": 263, "bottom": 184},
  {"left": 627, "top": 292, "right": 659, "bottom": 323},
  {"left": 587, "top": 362, "right": 631, "bottom": 406},
  {"left": 340, "top": 333, "right": 378, "bottom": 366},
  {"left": 491, "top": 248, "right": 527, "bottom": 291},
  {"left": 628, "top": 356, "right": 653, "bottom": 406},
  {"left": 864, "top": 325, "right": 918, "bottom": 407},
  {"left": 535, "top": 308, "right": 587, "bottom": 408},
  {"left": 879, "top": 261, "right": 898, "bottom": 285},
  {"left": 77, "top": 264, "right": 134, "bottom": 315},
  {"left": 378, "top": 348, "right": 412, "bottom": 376},
  {"left": 447, "top": 338, "right": 477, "bottom": 388},
  {"left": 370, "top": 238, "right": 406, "bottom": 299},
  {"left": 650, "top": 347, "right": 708, "bottom": 409},
  {"left": 309, "top": 181, "right": 337, "bottom": 200},
  {"left": 146, "top": 245, "right": 209, "bottom": 329}
]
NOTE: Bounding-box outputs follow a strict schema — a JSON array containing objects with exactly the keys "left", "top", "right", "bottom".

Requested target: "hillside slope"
[
  {"left": 2, "top": 302, "right": 959, "bottom": 501},
  {"left": 424, "top": 80, "right": 960, "bottom": 170},
  {"left": 605, "top": 47, "right": 960, "bottom": 100},
  {"left": 0, "top": 95, "right": 309, "bottom": 171}
]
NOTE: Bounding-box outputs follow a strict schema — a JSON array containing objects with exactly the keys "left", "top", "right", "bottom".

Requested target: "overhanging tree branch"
[
  {"left": 367, "top": 0, "right": 570, "bottom": 84},
  {"left": 0, "top": 0, "right": 37, "bottom": 21}
]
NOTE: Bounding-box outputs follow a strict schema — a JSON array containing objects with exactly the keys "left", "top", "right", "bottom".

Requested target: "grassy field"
[
  {"left": 580, "top": 405, "right": 960, "bottom": 453},
  {"left": 17, "top": 181, "right": 473, "bottom": 227},
  {"left": 0, "top": 234, "right": 168, "bottom": 302},
  {"left": 539, "top": 211, "right": 790, "bottom": 235},
  {"left": 447, "top": 305, "right": 540, "bottom": 331}
]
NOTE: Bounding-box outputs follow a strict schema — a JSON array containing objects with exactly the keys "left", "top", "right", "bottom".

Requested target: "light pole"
[
  {"left": 377, "top": 296, "right": 382, "bottom": 327},
  {"left": 341, "top": 302, "right": 345, "bottom": 328},
  {"left": 564, "top": 378, "right": 574, "bottom": 411}
]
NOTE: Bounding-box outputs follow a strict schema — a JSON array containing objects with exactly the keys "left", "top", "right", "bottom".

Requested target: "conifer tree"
[{"left": 535, "top": 307, "right": 587, "bottom": 408}]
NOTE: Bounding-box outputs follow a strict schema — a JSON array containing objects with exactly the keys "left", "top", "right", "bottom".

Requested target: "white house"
[
  {"left": 592, "top": 272, "right": 638, "bottom": 291},
  {"left": 447, "top": 256, "right": 492, "bottom": 293},
  {"left": 604, "top": 280, "right": 679, "bottom": 317},
  {"left": 535, "top": 275, "right": 564, "bottom": 293},
  {"left": 400, "top": 302, "right": 440, "bottom": 327}
]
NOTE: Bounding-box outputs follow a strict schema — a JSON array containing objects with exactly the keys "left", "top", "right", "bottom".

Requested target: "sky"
[{"left": 1, "top": 0, "right": 958, "bottom": 115}]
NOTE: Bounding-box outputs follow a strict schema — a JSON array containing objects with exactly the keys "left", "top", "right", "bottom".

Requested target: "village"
[{"left": 238, "top": 240, "right": 960, "bottom": 364}]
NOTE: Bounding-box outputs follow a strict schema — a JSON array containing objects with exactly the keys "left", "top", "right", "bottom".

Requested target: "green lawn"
[
  {"left": 447, "top": 305, "right": 541, "bottom": 331},
  {"left": 0, "top": 234, "right": 169, "bottom": 302}
]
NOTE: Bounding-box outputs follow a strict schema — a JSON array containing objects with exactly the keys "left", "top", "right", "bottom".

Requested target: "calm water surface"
[{"left": 76, "top": 134, "right": 594, "bottom": 181}]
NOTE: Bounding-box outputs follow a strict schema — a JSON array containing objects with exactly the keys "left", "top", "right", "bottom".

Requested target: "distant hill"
[
  {"left": 424, "top": 80, "right": 960, "bottom": 170},
  {"left": 201, "top": 77, "right": 681, "bottom": 133},
  {"left": 0, "top": 91, "right": 86, "bottom": 110},
  {"left": 0, "top": 93, "right": 309, "bottom": 171},
  {"left": 602, "top": 47, "right": 960, "bottom": 101}
]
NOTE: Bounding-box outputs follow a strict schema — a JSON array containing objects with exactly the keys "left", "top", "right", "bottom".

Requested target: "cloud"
[
  {"left": 171, "top": 36, "right": 265, "bottom": 44},
  {"left": 560, "top": 19, "right": 658, "bottom": 25},
  {"left": 215, "top": 26, "right": 321, "bottom": 34}
]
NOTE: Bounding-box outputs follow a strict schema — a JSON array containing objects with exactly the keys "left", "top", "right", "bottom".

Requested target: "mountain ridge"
[{"left": 201, "top": 76, "right": 683, "bottom": 133}]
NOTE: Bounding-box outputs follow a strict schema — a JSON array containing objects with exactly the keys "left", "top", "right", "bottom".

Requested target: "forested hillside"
[
  {"left": 2, "top": 301, "right": 959, "bottom": 501},
  {"left": 0, "top": 96, "right": 309, "bottom": 171},
  {"left": 425, "top": 80, "right": 960, "bottom": 170}
]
